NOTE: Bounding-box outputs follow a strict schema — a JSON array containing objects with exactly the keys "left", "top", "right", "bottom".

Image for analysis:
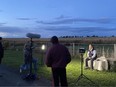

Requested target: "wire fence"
[
  {"left": 3, "top": 41, "right": 115, "bottom": 59},
  {"left": 66, "top": 43, "right": 114, "bottom": 58}
]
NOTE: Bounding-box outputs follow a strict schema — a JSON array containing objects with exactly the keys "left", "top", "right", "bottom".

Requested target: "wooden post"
[
  {"left": 102, "top": 46, "right": 105, "bottom": 57},
  {"left": 114, "top": 44, "right": 116, "bottom": 58},
  {"left": 72, "top": 43, "right": 75, "bottom": 56}
]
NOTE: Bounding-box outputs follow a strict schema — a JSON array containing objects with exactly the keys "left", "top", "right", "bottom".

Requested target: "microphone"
[{"left": 26, "top": 33, "right": 41, "bottom": 38}]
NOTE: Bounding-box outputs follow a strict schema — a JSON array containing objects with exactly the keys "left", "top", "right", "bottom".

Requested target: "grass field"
[{"left": 2, "top": 50, "right": 116, "bottom": 86}]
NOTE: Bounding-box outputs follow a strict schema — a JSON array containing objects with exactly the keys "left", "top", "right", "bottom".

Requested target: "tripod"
[{"left": 75, "top": 53, "right": 96, "bottom": 86}]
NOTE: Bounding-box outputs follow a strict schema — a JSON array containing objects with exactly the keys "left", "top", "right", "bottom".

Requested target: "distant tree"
[
  {"left": 92, "top": 35, "right": 96, "bottom": 37},
  {"left": 3, "top": 41, "right": 10, "bottom": 49},
  {"left": 62, "top": 36, "right": 65, "bottom": 38},
  {"left": 96, "top": 36, "right": 98, "bottom": 37},
  {"left": 111, "top": 35, "right": 115, "bottom": 37},
  {"left": 66, "top": 36, "right": 68, "bottom": 38},
  {"left": 68, "top": 36, "right": 70, "bottom": 38},
  {"left": 59, "top": 36, "right": 63, "bottom": 38},
  {"left": 71, "top": 36, "right": 74, "bottom": 38}
]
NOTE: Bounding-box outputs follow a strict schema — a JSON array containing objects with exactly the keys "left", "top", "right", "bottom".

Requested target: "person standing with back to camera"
[
  {"left": 45, "top": 36, "right": 71, "bottom": 87},
  {"left": 0, "top": 37, "right": 4, "bottom": 64},
  {"left": 85, "top": 44, "right": 97, "bottom": 70}
]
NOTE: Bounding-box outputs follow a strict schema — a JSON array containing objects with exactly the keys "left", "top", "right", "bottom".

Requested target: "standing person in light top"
[{"left": 45, "top": 36, "right": 71, "bottom": 87}]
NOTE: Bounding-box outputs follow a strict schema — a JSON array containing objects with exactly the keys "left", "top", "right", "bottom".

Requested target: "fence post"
[
  {"left": 114, "top": 44, "right": 116, "bottom": 58},
  {"left": 72, "top": 43, "right": 75, "bottom": 56},
  {"left": 102, "top": 46, "right": 105, "bottom": 57}
]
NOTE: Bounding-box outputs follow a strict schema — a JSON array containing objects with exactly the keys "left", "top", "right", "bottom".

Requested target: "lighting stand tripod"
[{"left": 75, "top": 53, "right": 96, "bottom": 86}]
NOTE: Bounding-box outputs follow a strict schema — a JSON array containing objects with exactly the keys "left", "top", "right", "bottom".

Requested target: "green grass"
[
  {"left": 3, "top": 50, "right": 24, "bottom": 69},
  {"left": 66, "top": 59, "right": 116, "bottom": 86},
  {"left": 2, "top": 50, "right": 116, "bottom": 86}
]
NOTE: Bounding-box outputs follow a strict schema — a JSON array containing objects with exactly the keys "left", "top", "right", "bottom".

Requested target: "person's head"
[
  {"left": 50, "top": 36, "right": 59, "bottom": 44},
  {"left": 89, "top": 44, "right": 94, "bottom": 51}
]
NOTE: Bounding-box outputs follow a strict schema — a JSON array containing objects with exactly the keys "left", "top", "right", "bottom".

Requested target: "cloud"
[
  {"left": 0, "top": 26, "right": 24, "bottom": 33},
  {"left": 0, "top": 22, "right": 7, "bottom": 26},
  {"left": 0, "top": 25, "right": 42, "bottom": 38},
  {"left": 36, "top": 18, "right": 111, "bottom": 25},
  {"left": 37, "top": 26, "right": 75, "bottom": 32},
  {"left": 55, "top": 15, "right": 69, "bottom": 20},
  {"left": 37, "top": 26, "right": 116, "bottom": 32},
  {"left": 0, "top": 26, "right": 30, "bottom": 38},
  {"left": 0, "top": 10, "right": 3, "bottom": 12},
  {"left": 36, "top": 21, "right": 44, "bottom": 24},
  {"left": 36, "top": 25, "right": 116, "bottom": 36},
  {"left": 0, "top": 32, "right": 9, "bottom": 37},
  {"left": 0, "top": 32, "right": 25, "bottom": 38},
  {"left": 70, "top": 27, "right": 116, "bottom": 35},
  {"left": 17, "top": 18, "right": 37, "bottom": 20},
  {"left": 0, "top": 24, "right": 115, "bottom": 38}
]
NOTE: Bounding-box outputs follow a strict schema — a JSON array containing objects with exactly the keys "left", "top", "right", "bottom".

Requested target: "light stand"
[
  {"left": 75, "top": 53, "right": 96, "bottom": 86},
  {"left": 41, "top": 44, "right": 45, "bottom": 65},
  {"left": 29, "top": 38, "right": 33, "bottom": 75}
]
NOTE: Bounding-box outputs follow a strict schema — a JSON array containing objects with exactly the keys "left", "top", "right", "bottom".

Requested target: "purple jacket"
[{"left": 45, "top": 43, "right": 71, "bottom": 68}]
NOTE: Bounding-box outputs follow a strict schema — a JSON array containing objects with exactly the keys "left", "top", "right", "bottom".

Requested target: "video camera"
[{"left": 79, "top": 48, "right": 85, "bottom": 53}]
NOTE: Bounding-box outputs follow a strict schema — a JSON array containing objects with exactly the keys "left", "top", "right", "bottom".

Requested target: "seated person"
[{"left": 85, "top": 44, "right": 97, "bottom": 69}]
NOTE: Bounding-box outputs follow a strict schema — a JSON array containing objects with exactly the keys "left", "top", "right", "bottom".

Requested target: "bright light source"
[{"left": 41, "top": 44, "right": 45, "bottom": 50}]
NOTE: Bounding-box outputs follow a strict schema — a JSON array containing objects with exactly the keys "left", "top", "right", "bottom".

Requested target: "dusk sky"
[{"left": 0, "top": 0, "right": 116, "bottom": 38}]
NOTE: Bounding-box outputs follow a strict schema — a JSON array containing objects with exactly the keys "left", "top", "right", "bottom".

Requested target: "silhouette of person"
[
  {"left": 45, "top": 36, "right": 71, "bottom": 87},
  {"left": 0, "top": 37, "right": 4, "bottom": 64},
  {"left": 21, "top": 41, "right": 37, "bottom": 73},
  {"left": 23, "top": 41, "right": 31, "bottom": 65}
]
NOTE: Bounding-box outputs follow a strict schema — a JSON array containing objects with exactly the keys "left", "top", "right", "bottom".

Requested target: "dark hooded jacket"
[{"left": 45, "top": 43, "right": 71, "bottom": 68}]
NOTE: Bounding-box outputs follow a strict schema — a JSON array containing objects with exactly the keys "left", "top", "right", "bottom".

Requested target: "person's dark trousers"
[
  {"left": 0, "top": 58, "right": 2, "bottom": 64},
  {"left": 90, "top": 58, "right": 96, "bottom": 69},
  {"left": 52, "top": 68, "right": 68, "bottom": 87},
  {"left": 85, "top": 58, "right": 90, "bottom": 67}
]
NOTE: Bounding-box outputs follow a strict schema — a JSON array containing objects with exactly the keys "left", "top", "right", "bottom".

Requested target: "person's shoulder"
[
  {"left": 52, "top": 43, "right": 66, "bottom": 49},
  {"left": 59, "top": 44, "right": 66, "bottom": 47},
  {"left": 93, "top": 49, "right": 96, "bottom": 51},
  {"left": 48, "top": 45, "right": 55, "bottom": 51},
  {"left": 59, "top": 44, "right": 68, "bottom": 50},
  {"left": 93, "top": 49, "right": 96, "bottom": 52}
]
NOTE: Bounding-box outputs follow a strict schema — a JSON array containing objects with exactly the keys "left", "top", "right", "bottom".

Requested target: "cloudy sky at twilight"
[{"left": 0, "top": 0, "right": 116, "bottom": 38}]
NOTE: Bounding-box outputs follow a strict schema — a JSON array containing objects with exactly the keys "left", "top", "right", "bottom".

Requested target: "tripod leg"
[
  {"left": 75, "top": 74, "right": 83, "bottom": 85},
  {"left": 82, "top": 74, "right": 98, "bottom": 86},
  {"left": 76, "top": 75, "right": 81, "bottom": 82}
]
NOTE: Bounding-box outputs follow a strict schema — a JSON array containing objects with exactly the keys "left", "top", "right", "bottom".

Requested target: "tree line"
[{"left": 59, "top": 35, "right": 115, "bottom": 38}]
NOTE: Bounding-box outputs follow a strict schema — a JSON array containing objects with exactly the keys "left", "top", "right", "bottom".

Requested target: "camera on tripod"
[
  {"left": 79, "top": 48, "right": 85, "bottom": 53},
  {"left": 76, "top": 47, "right": 96, "bottom": 85}
]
